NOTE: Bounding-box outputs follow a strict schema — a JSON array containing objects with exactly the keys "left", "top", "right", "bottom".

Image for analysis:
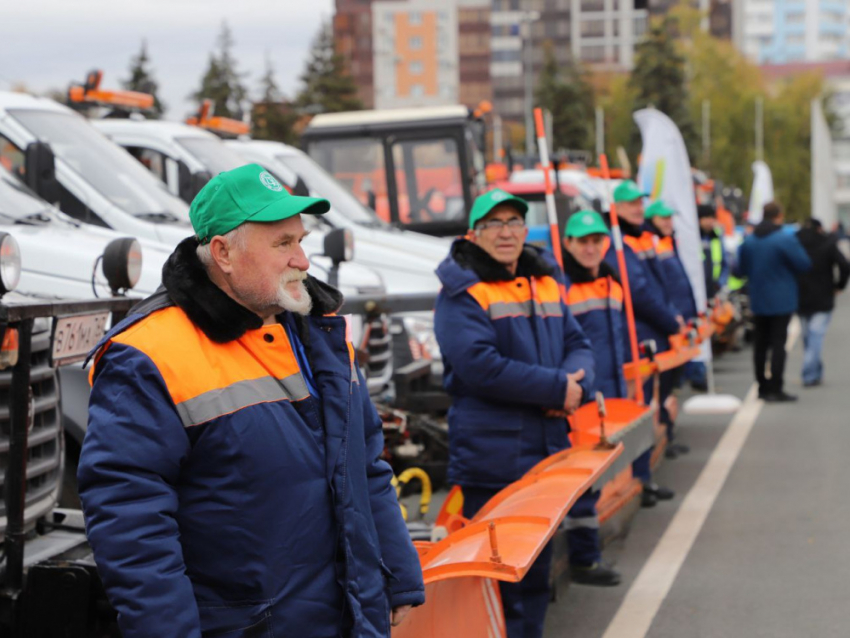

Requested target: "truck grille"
[
  {"left": 0, "top": 324, "right": 62, "bottom": 532},
  {"left": 364, "top": 314, "right": 393, "bottom": 394}
]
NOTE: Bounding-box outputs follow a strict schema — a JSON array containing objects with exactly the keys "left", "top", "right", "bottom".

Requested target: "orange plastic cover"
[
  {"left": 415, "top": 444, "right": 622, "bottom": 585},
  {"left": 68, "top": 86, "right": 154, "bottom": 110}
]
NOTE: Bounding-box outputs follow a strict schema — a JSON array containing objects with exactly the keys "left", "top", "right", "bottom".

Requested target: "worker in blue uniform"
[{"left": 435, "top": 189, "right": 596, "bottom": 637}]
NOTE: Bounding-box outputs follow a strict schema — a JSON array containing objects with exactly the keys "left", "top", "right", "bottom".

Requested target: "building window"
[
  {"left": 409, "top": 11, "right": 422, "bottom": 25},
  {"left": 581, "top": 0, "right": 604, "bottom": 11},
  {"left": 411, "top": 84, "right": 424, "bottom": 97},
  {"left": 634, "top": 16, "right": 648, "bottom": 37},
  {"left": 581, "top": 45, "right": 606, "bottom": 61},
  {"left": 581, "top": 19, "right": 605, "bottom": 37},
  {"left": 410, "top": 36, "right": 423, "bottom": 50},
  {"left": 410, "top": 61, "right": 424, "bottom": 74},
  {"left": 785, "top": 12, "right": 804, "bottom": 24}
]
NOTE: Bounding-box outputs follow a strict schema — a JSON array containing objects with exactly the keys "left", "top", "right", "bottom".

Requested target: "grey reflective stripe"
[
  {"left": 533, "top": 301, "right": 563, "bottom": 317},
  {"left": 635, "top": 249, "right": 654, "bottom": 261},
  {"left": 562, "top": 515, "right": 600, "bottom": 530},
  {"left": 176, "top": 373, "right": 310, "bottom": 427},
  {"left": 488, "top": 300, "right": 532, "bottom": 319},
  {"left": 610, "top": 299, "right": 623, "bottom": 311},
  {"left": 568, "top": 298, "right": 611, "bottom": 315},
  {"left": 656, "top": 251, "right": 674, "bottom": 261}
]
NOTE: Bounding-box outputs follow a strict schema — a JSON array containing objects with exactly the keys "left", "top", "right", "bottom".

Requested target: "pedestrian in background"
[
  {"left": 736, "top": 201, "right": 811, "bottom": 402},
  {"left": 795, "top": 217, "right": 849, "bottom": 387}
]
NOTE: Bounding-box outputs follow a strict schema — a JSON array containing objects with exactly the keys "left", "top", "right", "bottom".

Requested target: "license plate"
[{"left": 51, "top": 312, "right": 110, "bottom": 367}]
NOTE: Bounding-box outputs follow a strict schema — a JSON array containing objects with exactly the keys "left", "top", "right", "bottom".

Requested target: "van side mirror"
[
  {"left": 25, "top": 142, "right": 61, "bottom": 206},
  {"left": 324, "top": 228, "right": 354, "bottom": 289}
]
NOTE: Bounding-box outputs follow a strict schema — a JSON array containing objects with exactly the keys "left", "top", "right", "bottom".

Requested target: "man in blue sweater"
[{"left": 736, "top": 201, "right": 811, "bottom": 402}]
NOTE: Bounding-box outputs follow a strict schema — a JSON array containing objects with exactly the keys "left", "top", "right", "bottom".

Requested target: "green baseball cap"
[
  {"left": 613, "top": 180, "right": 648, "bottom": 203},
  {"left": 645, "top": 200, "right": 675, "bottom": 219},
  {"left": 190, "top": 163, "right": 330, "bottom": 244},
  {"left": 468, "top": 188, "right": 529, "bottom": 229},
  {"left": 565, "top": 210, "right": 610, "bottom": 238}
]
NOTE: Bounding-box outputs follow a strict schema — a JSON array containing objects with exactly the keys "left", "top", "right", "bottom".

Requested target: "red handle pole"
[
  {"left": 599, "top": 154, "right": 644, "bottom": 405},
  {"left": 533, "top": 108, "right": 564, "bottom": 270}
]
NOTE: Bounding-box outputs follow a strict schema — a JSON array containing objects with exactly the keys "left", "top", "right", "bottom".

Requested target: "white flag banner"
[
  {"left": 811, "top": 98, "right": 837, "bottom": 229},
  {"left": 634, "top": 109, "right": 707, "bottom": 315},
  {"left": 747, "top": 160, "right": 774, "bottom": 225}
]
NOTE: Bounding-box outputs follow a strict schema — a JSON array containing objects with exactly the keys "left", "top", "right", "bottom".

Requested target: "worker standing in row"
[
  {"left": 434, "top": 189, "right": 597, "bottom": 637},
  {"left": 603, "top": 181, "right": 680, "bottom": 504},
  {"left": 645, "top": 199, "right": 698, "bottom": 454}
]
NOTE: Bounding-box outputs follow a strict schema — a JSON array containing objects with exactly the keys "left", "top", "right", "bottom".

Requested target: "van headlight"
[
  {"left": 0, "top": 233, "right": 22, "bottom": 295},
  {"left": 102, "top": 237, "right": 142, "bottom": 294}
]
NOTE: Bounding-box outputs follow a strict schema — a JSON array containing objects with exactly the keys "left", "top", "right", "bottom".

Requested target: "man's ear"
[{"left": 209, "top": 236, "right": 234, "bottom": 274}]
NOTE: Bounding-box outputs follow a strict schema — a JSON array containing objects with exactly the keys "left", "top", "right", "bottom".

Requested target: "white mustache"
[{"left": 282, "top": 270, "right": 308, "bottom": 284}]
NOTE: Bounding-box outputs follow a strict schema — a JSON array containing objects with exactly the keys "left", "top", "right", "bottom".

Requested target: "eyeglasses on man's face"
[{"left": 475, "top": 218, "right": 527, "bottom": 233}]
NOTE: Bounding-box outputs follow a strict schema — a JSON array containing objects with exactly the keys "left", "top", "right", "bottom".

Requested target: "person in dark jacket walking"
[
  {"left": 78, "top": 164, "right": 424, "bottom": 638},
  {"left": 736, "top": 201, "right": 811, "bottom": 402},
  {"left": 795, "top": 217, "right": 850, "bottom": 386},
  {"left": 435, "top": 189, "right": 595, "bottom": 638}
]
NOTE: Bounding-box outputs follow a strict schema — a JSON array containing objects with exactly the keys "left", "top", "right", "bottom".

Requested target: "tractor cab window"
[{"left": 390, "top": 137, "right": 464, "bottom": 224}]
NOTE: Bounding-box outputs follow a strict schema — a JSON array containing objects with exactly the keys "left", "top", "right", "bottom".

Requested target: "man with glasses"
[{"left": 434, "top": 189, "right": 596, "bottom": 638}]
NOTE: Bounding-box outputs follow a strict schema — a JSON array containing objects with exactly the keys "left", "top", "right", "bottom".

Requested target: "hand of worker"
[
  {"left": 563, "top": 369, "right": 586, "bottom": 414},
  {"left": 676, "top": 315, "right": 686, "bottom": 329},
  {"left": 392, "top": 605, "right": 413, "bottom": 627}
]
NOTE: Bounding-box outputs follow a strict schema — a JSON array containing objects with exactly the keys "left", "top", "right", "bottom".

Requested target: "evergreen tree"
[
  {"left": 295, "top": 22, "right": 363, "bottom": 114},
  {"left": 252, "top": 56, "right": 299, "bottom": 145},
  {"left": 191, "top": 22, "right": 248, "bottom": 119},
  {"left": 123, "top": 40, "right": 165, "bottom": 118},
  {"left": 628, "top": 16, "right": 697, "bottom": 160},
  {"left": 535, "top": 41, "right": 595, "bottom": 155}
]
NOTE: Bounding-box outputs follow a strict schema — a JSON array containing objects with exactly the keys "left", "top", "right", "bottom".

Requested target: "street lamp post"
[{"left": 522, "top": 11, "right": 541, "bottom": 167}]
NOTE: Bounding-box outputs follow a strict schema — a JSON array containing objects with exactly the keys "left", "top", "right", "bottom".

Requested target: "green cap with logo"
[
  {"left": 190, "top": 163, "right": 330, "bottom": 244},
  {"left": 613, "top": 180, "right": 648, "bottom": 203},
  {"left": 645, "top": 200, "right": 675, "bottom": 219},
  {"left": 565, "top": 210, "right": 610, "bottom": 238},
  {"left": 468, "top": 188, "right": 529, "bottom": 229}
]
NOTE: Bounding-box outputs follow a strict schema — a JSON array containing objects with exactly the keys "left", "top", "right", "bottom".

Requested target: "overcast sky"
[{"left": 0, "top": 0, "right": 335, "bottom": 120}]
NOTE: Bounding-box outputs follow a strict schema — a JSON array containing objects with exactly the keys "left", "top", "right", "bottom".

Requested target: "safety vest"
[{"left": 701, "top": 230, "right": 723, "bottom": 282}]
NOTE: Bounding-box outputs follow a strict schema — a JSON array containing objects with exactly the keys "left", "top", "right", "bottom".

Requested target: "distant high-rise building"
[
  {"left": 334, "top": 0, "right": 491, "bottom": 111},
  {"left": 736, "top": 0, "right": 850, "bottom": 64},
  {"left": 334, "top": 0, "right": 376, "bottom": 109}
]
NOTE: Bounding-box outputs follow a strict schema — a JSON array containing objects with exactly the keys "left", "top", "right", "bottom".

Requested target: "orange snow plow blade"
[
  {"left": 623, "top": 320, "right": 714, "bottom": 380},
  {"left": 393, "top": 444, "right": 622, "bottom": 638}
]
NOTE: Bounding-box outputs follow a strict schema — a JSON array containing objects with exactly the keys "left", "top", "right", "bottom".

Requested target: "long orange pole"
[
  {"left": 599, "top": 154, "right": 644, "bottom": 405},
  {"left": 533, "top": 108, "right": 563, "bottom": 270}
]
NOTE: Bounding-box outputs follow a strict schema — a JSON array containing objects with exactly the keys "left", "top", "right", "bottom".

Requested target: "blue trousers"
[
  {"left": 801, "top": 312, "right": 832, "bottom": 384},
  {"left": 463, "top": 486, "right": 554, "bottom": 638},
  {"left": 565, "top": 490, "right": 602, "bottom": 567}
]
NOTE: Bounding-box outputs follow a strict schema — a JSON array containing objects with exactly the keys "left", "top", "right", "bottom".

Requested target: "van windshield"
[
  {"left": 176, "top": 136, "right": 247, "bottom": 175},
  {"left": 9, "top": 109, "right": 189, "bottom": 222},
  {"left": 275, "top": 153, "right": 381, "bottom": 226},
  {"left": 0, "top": 164, "right": 54, "bottom": 221}
]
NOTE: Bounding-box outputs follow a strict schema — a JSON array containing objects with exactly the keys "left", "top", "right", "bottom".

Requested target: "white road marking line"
[{"left": 601, "top": 319, "right": 800, "bottom": 638}]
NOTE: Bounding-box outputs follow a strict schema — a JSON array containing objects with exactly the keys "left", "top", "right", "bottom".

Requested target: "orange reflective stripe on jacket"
[
  {"left": 565, "top": 277, "right": 624, "bottom": 316},
  {"left": 108, "top": 306, "right": 311, "bottom": 428},
  {"left": 624, "top": 232, "right": 656, "bottom": 261},
  {"left": 467, "top": 275, "right": 564, "bottom": 320},
  {"left": 653, "top": 235, "right": 675, "bottom": 261}
]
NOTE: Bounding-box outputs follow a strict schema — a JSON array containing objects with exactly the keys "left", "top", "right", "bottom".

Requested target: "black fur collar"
[
  {"left": 619, "top": 220, "right": 643, "bottom": 238},
  {"left": 562, "top": 250, "right": 619, "bottom": 284},
  {"left": 451, "top": 239, "right": 554, "bottom": 282},
  {"left": 159, "top": 236, "right": 343, "bottom": 344}
]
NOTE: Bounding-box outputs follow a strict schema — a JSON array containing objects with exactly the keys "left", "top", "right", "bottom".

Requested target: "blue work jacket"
[
  {"left": 434, "top": 240, "right": 595, "bottom": 490},
  {"left": 78, "top": 238, "right": 424, "bottom": 638}
]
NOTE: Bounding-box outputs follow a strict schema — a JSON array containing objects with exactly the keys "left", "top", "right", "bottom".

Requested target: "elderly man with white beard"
[{"left": 77, "top": 164, "right": 425, "bottom": 638}]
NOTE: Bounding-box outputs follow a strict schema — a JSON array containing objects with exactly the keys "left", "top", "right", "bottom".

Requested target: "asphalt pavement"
[{"left": 544, "top": 294, "right": 850, "bottom": 638}]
